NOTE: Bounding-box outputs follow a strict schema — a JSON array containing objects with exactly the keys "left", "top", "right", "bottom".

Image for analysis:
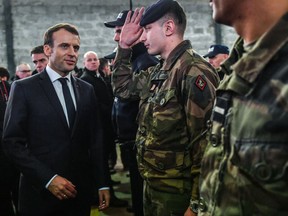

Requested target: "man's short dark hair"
[
  {"left": 99, "top": 58, "right": 109, "bottom": 71},
  {"left": 44, "top": 23, "right": 79, "bottom": 47},
  {"left": 161, "top": 4, "right": 187, "bottom": 35},
  {"left": 30, "top": 45, "right": 44, "bottom": 56}
]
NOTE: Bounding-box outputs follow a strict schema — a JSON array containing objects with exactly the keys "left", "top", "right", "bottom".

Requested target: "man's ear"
[
  {"left": 164, "top": 20, "right": 175, "bottom": 36},
  {"left": 43, "top": 44, "right": 52, "bottom": 57}
]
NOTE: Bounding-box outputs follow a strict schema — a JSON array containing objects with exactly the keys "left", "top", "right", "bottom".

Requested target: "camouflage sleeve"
[
  {"left": 112, "top": 46, "right": 149, "bottom": 100},
  {"left": 182, "top": 62, "right": 217, "bottom": 201}
]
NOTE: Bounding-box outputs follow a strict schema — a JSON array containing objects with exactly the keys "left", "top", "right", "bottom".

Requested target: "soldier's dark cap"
[
  {"left": 140, "top": 0, "right": 178, "bottom": 27},
  {"left": 104, "top": 10, "right": 134, "bottom": 28},
  {"left": 203, "top": 45, "right": 230, "bottom": 58}
]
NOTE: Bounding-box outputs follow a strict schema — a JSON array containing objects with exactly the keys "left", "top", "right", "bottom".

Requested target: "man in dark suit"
[
  {"left": 2, "top": 23, "right": 110, "bottom": 216},
  {"left": 80, "top": 51, "right": 128, "bottom": 207}
]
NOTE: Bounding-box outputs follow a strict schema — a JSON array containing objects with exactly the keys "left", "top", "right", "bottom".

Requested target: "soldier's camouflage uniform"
[
  {"left": 199, "top": 13, "right": 288, "bottom": 216},
  {"left": 113, "top": 40, "right": 218, "bottom": 215}
]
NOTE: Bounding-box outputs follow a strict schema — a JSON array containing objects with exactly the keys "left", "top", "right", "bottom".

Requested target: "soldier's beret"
[{"left": 140, "top": 0, "right": 177, "bottom": 26}]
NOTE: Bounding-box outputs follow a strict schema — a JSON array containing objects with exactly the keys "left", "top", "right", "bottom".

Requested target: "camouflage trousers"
[{"left": 143, "top": 181, "right": 190, "bottom": 216}]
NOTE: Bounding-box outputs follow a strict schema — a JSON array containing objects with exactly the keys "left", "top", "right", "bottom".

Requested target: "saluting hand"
[
  {"left": 119, "top": 7, "right": 145, "bottom": 49},
  {"left": 47, "top": 175, "right": 77, "bottom": 200}
]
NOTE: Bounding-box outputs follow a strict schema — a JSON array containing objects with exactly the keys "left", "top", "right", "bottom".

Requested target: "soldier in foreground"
[
  {"left": 112, "top": 0, "right": 218, "bottom": 215},
  {"left": 199, "top": 0, "right": 288, "bottom": 215}
]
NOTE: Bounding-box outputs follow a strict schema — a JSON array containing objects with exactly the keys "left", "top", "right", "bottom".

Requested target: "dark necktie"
[{"left": 58, "top": 78, "right": 76, "bottom": 128}]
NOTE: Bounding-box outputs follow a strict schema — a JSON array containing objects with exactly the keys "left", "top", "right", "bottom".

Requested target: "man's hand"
[
  {"left": 47, "top": 175, "right": 77, "bottom": 200},
  {"left": 98, "top": 189, "right": 110, "bottom": 211},
  {"left": 184, "top": 206, "right": 197, "bottom": 216},
  {"left": 119, "top": 7, "right": 145, "bottom": 49}
]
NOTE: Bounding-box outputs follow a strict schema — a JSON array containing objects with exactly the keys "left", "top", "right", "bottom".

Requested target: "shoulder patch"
[{"left": 195, "top": 75, "right": 207, "bottom": 91}]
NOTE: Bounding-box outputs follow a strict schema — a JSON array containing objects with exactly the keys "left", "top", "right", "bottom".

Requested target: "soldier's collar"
[
  {"left": 161, "top": 40, "right": 192, "bottom": 71},
  {"left": 232, "top": 12, "right": 288, "bottom": 83}
]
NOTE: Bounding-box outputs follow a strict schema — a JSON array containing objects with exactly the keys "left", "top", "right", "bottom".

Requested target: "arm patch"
[{"left": 195, "top": 75, "right": 207, "bottom": 91}]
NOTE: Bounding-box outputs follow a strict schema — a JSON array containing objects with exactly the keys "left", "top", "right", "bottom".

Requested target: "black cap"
[
  {"left": 203, "top": 45, "right": 230, "bottom": 58},
  {"left": 140, "top": 0, "right": 177, "bottom": 26},
  {"left": 104, "top": 10, "right": 134, "bottom": 28}
]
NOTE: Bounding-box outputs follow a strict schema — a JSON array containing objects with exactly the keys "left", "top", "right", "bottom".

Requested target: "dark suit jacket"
[
  {"left": 2, "top": 70, "right": 105, "bottom": 216},
  {"left": 80, "top": 69, "right": 114, "bottom": 123},
  {"left": 80, "top": 69, "right": 114, "bottom": 139}
]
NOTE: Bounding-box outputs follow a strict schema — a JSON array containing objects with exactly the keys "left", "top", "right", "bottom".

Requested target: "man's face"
[
  {"left": 113, "top": 26, "right": 122, "bottom": 43},
  {"left": 44, "top": 28, "right": 80, "bottom": 76},
  {"left": 83, "top": 53, "right": 99, "bottom": 72},
  {"left": 31, "top": 53, "right": 48, "bottom": 73},
  {"left": 102, "top": 63, "right": 111, "bottom": 76},
  {"left": 16, "top": 65, "right": 32, "bottom": 79},
  {"left": 209, "top": 0, "right": 245, "bottom": 26},
  {"left": 208, "top": 53, "right": 229, "bottom": 69}
]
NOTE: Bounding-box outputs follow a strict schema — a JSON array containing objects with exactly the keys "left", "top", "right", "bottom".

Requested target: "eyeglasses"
[{"left": 19, "top": 70, "right": 31, "bottom": 73}]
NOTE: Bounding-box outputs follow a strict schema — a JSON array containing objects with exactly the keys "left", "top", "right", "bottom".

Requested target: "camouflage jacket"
[
  {"left": 199, "top": 13, "right": 288, "bottom": 215},
  {"left": 113, "top": 40, "right": 218, "bottom": 201}
]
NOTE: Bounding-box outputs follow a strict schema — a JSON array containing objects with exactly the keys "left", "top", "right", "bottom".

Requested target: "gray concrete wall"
[{"left": 0, "top": 0, "right": 237, "bottom": 74}]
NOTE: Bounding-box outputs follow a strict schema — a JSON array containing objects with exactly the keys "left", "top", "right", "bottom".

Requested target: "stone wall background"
[{"left": 0, "top": 0, "right": 237, "bottom": 74}]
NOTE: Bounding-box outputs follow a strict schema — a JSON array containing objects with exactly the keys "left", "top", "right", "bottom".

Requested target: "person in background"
[
  {"left": 80, "top": 51, "right": 127, "bottom": 208},
  {"left": 104, "top": 47, "right": 117, "bottom": 69},
  {"left": 104, "top": 9, "right": 159, "bottom": 215},
  {"left": 203, "top": 44, "right": 229, "bottom": 80},
  {"left": 99, "top": 57, "right": 112, "bottom": 80},
  {"left": 112, "top": 0, "right": 218, "bottom": 215},
  {"left": 98, "top": 57, "right": 116, "bottom": 173},
  {"left": 0, "top": 66, "right": 10, "bottom": 81},
  {"left": 199, "top": 0, "right": 288, "bottom": 215},
  {"left": 0, "top": 66, "right": 18, "bottom": 216},
  {"left": 14, "top": 63, "right": 32, "bottom": 80},
  {"left": 2, "top": 23, "right": 109, "bottom": 216},
  {"left": 102, "top": 53, "right": 118, "bottom": 172},
  {"left": 30, "top": 45, "right": 49, "bottom": 74},
  {"left": 71, "top": 66, "right": 83, "bottom": 78}
]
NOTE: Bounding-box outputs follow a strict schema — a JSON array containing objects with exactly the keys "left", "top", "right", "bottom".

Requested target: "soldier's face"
[
  {"left": 114, "top": 26, "right": 122, "bottom": 43},
  {"left": 140, "top": 22, "right": 165, "bottom": 56},
  {"left": 208, "top": 53, "right": 229, "bottom": 69},
  {"left": 210, "top": 0, "right": 248, "bottom": 26}
]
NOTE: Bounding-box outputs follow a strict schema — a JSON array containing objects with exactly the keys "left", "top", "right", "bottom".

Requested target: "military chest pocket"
[
  {"left": 232, "top": 141, "right": 288, "bottom": 183},
  {"left": 151, "top": 89, "right": 178, "bottom": 108},
  {"left": 153, "top": 89, "right": 184, "bottom": 134},
  {"left": 143, "top": 148, "right": 191, "bottom": 174}
]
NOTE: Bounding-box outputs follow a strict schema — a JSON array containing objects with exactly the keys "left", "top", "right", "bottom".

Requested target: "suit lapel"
[{"left": 38, "top": 70, "right": 70, "bottom": 131}]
